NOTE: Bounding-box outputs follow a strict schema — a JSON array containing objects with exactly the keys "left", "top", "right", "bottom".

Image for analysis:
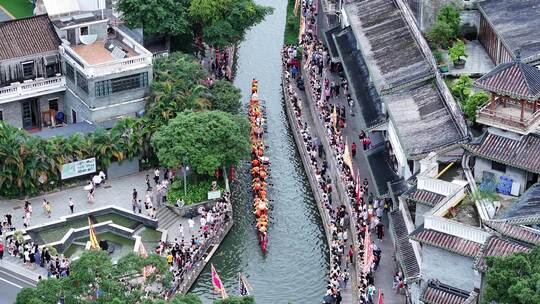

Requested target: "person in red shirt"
[{"left": 352, "top": 142, "right": 357, "bottom": 158}]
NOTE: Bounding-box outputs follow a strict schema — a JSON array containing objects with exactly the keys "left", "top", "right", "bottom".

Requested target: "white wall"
[
  {"left": 473, "top": 157, "right": 528, "bottom": 194},
  {"left": 388, "top": 119, "right": 409, "bottom": 178}
]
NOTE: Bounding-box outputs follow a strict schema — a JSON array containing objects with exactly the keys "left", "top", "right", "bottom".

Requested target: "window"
[
  {"left": 80, "top": 26, "right": 89, "bottom": 36},
  {"left": 76, "top": 71, "right": 88, "bottom": 93},
  {"left": 491, "top": 161, "right": 507, "bottom": 173},
  {"left": 95, "top": 72, "right": 148, "bottom": 96},
  {"left": 22, "top": 61, "right": 34, "bottom": 79},
  {"left": 49, "top": 99, "right": 59, "bottom": 112},
  {"left": 65, "top": 63, "right": 75, "bottom": 82},
  {"left": 0, "top": 110, "right": 3, "bottom": 121},
  {"left": 46, "top": 63, "right": 60, "bottom": 77}
]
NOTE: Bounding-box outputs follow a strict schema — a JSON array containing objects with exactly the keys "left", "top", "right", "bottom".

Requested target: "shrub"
[
  {"left": 449, "top": 39, "right": 467, "bottom": 63},
  {"left": 166, "top": 177, "right": 224, "bottom": 205}
]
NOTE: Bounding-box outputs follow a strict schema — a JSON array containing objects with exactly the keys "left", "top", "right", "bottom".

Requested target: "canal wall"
[
  {"left": 171, "top": 201, "right": 234, "bottom": 295},
  {"left": 281, "top": 69, "right": 358, "bottom": 303}
]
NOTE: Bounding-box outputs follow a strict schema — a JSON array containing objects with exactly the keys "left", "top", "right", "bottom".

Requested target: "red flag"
[
  {"left": 363, "top": 226, "right": 374, "bottom": 274},
  {"left": 378, "top": 288, "right": 384, "bottom": 304},
  {"left": 355, "top": 170, "right": 362, "bottom": 204}
]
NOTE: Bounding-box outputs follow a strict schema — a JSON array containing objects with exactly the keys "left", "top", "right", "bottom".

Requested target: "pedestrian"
[
  {"left": 351, "top": 142, "right": 357, "bottom": 158},
  {"left": 179, "top": 224, "right": 184, "bottom": 239},
  {"left": 87, "top": 187, "right": 95, "bottom": 203},
  {"left": 154, "top": 168, "right": 160, "bottom": 185},
  {"left": 362, "top": 136, "right": 371, "bottom": 150},
  {"left": 68, "top": 198, "right": 74, "bottom": 214},
  {"left": 188, "top": 218, "right": 195, "bottom": 233},
  {"left": 42, "top": 199, "right": 47, "bottom": 214},
  {"left": 138, "top": 200, "right": 142, "bottom": 214},
  {"left": 145, "top": 175, "right": 151, "bottom": 191},
  {"left": 45, "top": 202, "right": 52, "bottom": 218},
  {"left": 0, "top": 241, "right": 4, "bottom": 260},
  {"left": 376, "top": 221, "right": 384, "bottom": 241},
  {"left": 132, "top": 199, "right": 137, "bottom": 213}
]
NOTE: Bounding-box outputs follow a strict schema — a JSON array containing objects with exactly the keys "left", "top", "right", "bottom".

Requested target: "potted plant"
[{"left": 449, "top": 39, "right": 467, "bottom": 69}]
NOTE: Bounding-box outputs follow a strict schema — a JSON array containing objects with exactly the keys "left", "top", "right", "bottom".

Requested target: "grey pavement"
[
  {"left": 443, "top": 40, "right": 495, "bottom": 77},
  {"left": 311, "top": 61, "right": 405, "bottom": 303},
  {"left": 0, "top": 171, "right": 154, "bottom": 230},
  {"left": 288, "top": 73, "right": 357, "bottom": 303}
]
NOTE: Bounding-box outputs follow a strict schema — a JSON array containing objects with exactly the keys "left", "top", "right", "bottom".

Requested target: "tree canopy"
[
  {"left": 116, "top": 0, "right": 272, "bottom": 48},
  {"left": 215, "top": 296, "right": 256, "bottom": 304},
  {"left": 208, "top": 80, "right": 242, "bottom": 114},
  {"left": 151, "top": 110, "right": 250, "bottom": 175},
  {"left": 483, "top": 246, "right": 540, "bottom": 304},
  {"left": 115, "top": 0, "right": 191, "bottom": 36},
  {"left": 16, "top": 251, "right": 176, "bottom": 304}
]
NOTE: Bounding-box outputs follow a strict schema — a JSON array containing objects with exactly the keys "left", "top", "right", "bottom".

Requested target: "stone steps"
[{"left": 156, "top": 207, "right": 178, "bottom": 229}]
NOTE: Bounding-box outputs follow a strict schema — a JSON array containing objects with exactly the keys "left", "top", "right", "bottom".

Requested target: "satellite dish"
[{"left": 80, "top": 34, "right": 98, "bottom": 45}]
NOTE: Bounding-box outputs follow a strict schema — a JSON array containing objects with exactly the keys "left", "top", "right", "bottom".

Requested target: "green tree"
[
  {"left": 215, "top": 296, "right": 256, "bottom": 304},
  {"left": 428, "top": 21, "right": 455, "bottom": 49},
  {"left": 151, "top": 110, "right": 250, "bottom": 175},
  {"left": 483, "top": 246, "right": 540, "bottom": 304},
  {"left": 449, "top": 75, "right": 473, "bottom": 103},
  {"left": 115, "top": 0, "right": 191, "bottom": 36},
  {"left": 462, "top": 92, "right": 489, "bottom": 122},
  {"left": 16, "top": 251, "right": 179, "bottom": 304},
  {"left": 208, "top": 80, "right": 242, "bottom": 114},
  {"left": 437, "top": 5, "right": 460, "bottom": 36},
  {"left": 190, "top": 0, "right": 272, "bottom": 48},
  {"left": 449, "top": 39, "right": 467, "bottom": 63}
]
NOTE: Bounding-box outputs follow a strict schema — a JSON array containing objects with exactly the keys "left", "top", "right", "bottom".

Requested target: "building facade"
[{"left": 0, "top": 15, "right": 66, "bottom": 130}]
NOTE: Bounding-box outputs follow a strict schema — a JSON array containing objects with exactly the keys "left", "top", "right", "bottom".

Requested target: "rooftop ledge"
[{"left": 60, "top": 26, "right": 153, "bottom": 79}]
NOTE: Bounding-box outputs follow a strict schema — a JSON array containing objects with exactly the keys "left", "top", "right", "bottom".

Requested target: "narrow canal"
[{"left": 190, "top": 0, "right": 329, "bottom": 302}]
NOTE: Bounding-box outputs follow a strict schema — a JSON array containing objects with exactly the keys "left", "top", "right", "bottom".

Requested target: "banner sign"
[{"left": 61, "top": 158, "right": 96, "bottom": 180}]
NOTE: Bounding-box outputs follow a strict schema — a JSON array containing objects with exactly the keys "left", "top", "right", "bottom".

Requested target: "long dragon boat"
[{"left": 249, "top": 79, "right": 269, "bottom": 253}]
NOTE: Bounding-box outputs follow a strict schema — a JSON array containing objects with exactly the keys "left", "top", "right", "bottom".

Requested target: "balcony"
[
  {"left": 60, "top": 27, "right": 153, "bottom": 79},
  {"left": 0, "top": 76, "right": 66, "bottom": 104},
  {"left": 477, "top": 98, "right": 540, "bottom": 134}
]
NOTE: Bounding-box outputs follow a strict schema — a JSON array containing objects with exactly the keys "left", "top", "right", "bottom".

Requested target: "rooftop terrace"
[{"left": 72, "top": 39, "right": 138, "bottom": 65}]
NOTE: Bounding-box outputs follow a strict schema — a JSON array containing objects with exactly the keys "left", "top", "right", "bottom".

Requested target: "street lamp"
[{"left": 182, "top": 157, "right": 189, "bottom": 196}]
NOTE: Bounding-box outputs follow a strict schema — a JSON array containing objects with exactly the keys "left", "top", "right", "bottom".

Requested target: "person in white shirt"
[
  {"left": 188, "top": 218, "right": 195, "bottom": 232},
  {"left": 69, "top": 198, "right": 74, "bottom": 213}
]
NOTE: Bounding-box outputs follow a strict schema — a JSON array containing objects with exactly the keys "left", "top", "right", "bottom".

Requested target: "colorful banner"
[
  {"left": 211, "top": 264, "right": 228, "bottom": 299},
  {"left": 355, "top": 170, "right": 362, "bottom": 204},
  {"left": 363, "top": 226, "right": 374, "bottom": 274},
  {"left": 88, "top": 217, "right": 100, "bottom": 250},
  {"left": 343, "top": 138, "right": 353, "bottom": 169}
]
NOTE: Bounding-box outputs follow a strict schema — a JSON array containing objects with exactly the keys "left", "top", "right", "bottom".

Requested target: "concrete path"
[
  {"left": 0, "top": 171, "right": 153, "bottom": 229},
  {"left": 297, "top": 52, "right": 405, "bottom": 302}
]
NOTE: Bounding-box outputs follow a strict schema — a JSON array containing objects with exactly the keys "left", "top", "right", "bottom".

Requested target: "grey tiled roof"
[
  {"left": 464, "top": 131, "right": 540, "bottom": 174},
  {"left": 498, "top": 183, "right": 540, "bottom": 224},
  {"left": 475, "top": 60, "right": 540, "bottom": 101},
  {"left": 478, "top": 0, "right": 540, "bottom": 63},
  {"left": 404, "top": 188, "right": 446, "bottom": 207},
  {"left": 0, "top": 15, "right": 61, "bottom": 61},
  {"left": 389, "top": 210, "right": 420, "bottom": 281},
  {"left": 421, "top": 282, "right": 470, "bottom": 304},
  {"left": 343, "top": 0, "right": 432, "bottom": 91},
  {"left": 386, "top": 81, "right": 465, "bottom": 158},
  {"left": 410, "top": 226, "right": 482, "bottom": 257},
  {"left": 484, "top": 220, "right": 540, "bottom": 245}
]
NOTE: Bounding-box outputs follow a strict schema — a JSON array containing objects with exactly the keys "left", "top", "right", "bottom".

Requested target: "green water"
[
  {"left": 36, "top": 213, "right": 139, "bottom": 244},
  {"left": 62, "top": 232, "right": 136, "bottom": 262}
]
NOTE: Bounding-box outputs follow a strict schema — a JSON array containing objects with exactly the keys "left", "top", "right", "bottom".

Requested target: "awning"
[
  {"left": 323, "top": 26, "right": 341, "bottom": 62},
  {"left": 44, "top": 55, "right": 58, "bottom": 65}
]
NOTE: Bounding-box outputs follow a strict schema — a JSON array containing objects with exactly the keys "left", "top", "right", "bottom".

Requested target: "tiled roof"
[
  {"left": 463, "top": 131, "right": 540, "bottom": 174},
  {"left": 475, "top": 236, "right": 532, "bottom": 272},
  {"left": 478, "top": 0, "right": 540, "bottom": 63},
  {"left": 410, "top": 226, "right": 482, "bottom": 257},
  {"left": 498, "top": 183, "right": 540, "bottom": 225},
  {"left": 389, "top": 210, "right": 420, "bottom": 280},
  {"left": 474, "top": 60, "right": 540, "bottom": 101},
  {"left": 0, "top": 15, "right": 61, "bottom": 61},
  {"left": 422, "top": 283, "right": 470, "bottom": 304},
  {"left": 484, "top": 220, "right": 540, "bottom": 245},
  {"left": 343, "top": 0, "right": 433, "bottom": 91},
  {"left": 405, "top": 189, "right": 446, "bottom": 207},
  {"left": 386, "top": 81, "right": 465, "bottom": 158}
]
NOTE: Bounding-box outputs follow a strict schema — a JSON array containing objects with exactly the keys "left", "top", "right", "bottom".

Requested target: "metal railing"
[
  {"left": 477, "top": 102, "right": 540, "bottom": 132},
  {"left": 168, "top": 204, "right": 233, "bottom": 296}
]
